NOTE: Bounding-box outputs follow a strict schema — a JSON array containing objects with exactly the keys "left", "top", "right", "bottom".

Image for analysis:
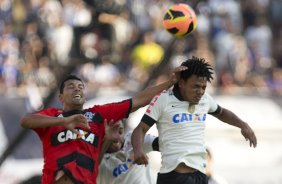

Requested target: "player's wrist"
[
  {"left": 240, "top": 121, "right": 249, "bottom": 129},
  {"left": 133, "top": 146, "right": 144, "bottom": 154},
  {"left": 59, "top": 117, "right": 69, "bottom": 126}
]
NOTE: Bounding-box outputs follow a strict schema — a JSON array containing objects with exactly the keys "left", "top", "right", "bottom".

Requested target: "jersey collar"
[
  {"left": 62, "top": 109, "right": 84, "bottom": 117},
  {"left": 173, "top": 87, "right": 185, "bottom": 101}
]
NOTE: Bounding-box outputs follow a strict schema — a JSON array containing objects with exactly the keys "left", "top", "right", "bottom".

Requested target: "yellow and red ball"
[{"left": 163, "top": 3, "right": 197, "bottom": 38}]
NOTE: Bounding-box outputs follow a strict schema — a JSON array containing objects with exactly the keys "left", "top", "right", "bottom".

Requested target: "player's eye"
[
  {"left": 78, "top": 84, "right": 85, "bottom": 90},
  {"left": 66, "top": 84, "right": 75, "bottom": 89}
]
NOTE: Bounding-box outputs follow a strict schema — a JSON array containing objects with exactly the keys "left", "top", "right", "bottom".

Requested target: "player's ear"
[
  {"left": 59, "top": 93, "right": 64, "bottom": 103},
  {"left": 178, "top": 79, "right": 185, "bottom": 89}
]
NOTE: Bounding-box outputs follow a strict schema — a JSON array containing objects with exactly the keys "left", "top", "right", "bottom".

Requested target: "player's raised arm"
[
  {"left": 212, "top": 107, "right": 257, "bottom": 148},
  {"left": 130, "top": 66, "right": 187, "bottom": 112}
]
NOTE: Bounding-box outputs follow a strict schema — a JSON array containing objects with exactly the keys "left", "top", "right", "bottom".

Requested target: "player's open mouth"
[
  {"left": 195, "top": 96, "right": 201, "bottom": 101},
  {"left": 111, "top": 142, "right": 121, "bottom": 150},
  {"left": 74, "top": 94, "right": 82, "bottom": 99}
]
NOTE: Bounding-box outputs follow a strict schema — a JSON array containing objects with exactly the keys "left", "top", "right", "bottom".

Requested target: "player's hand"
[
  {"left": 104, "top": 119, "right": 123, "bottom": 143},
  {"left": 169, "top": 66, "right": 188, "bottom": 84},
  {"left": 63, "top": 114, "right": 90, "bottom": 134},
  {"left": 241, "top": 123, "right": 257, "bottom": 148},
  {"left": 133, "top": 149, "right": 149, "bottom": 166}
]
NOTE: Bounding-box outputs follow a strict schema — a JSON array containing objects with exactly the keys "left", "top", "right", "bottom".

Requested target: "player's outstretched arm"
[
  {"left": 213, "top": 107, "right": 257, "bottom": 148},
  {"left": 20, "top": 113, "right": 90, "bottom": 134},
  {"left": 130, "top": 66, "right": 187, "bottom": 112},
  {"left": 131, "top": 121, "right": 151, "bottom": 165}
]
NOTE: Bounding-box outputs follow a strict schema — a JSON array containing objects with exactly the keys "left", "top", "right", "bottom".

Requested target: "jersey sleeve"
[
  {"left": 143, "top": 134, "right": 158, "bottom": 153},
  {"left": 33, "top": 108, "right": 59, "bottom": 135},
  {"left": 141, "top": 93, "right": 166, "bottom": 127},
  {"left": 35, "top": 108, "right": 59, "bottom": 116},
  {"left": 92, "top": 99, "right": 132, "bottom": 123},
  {"left": 205, "top": 93, "right": 221, "bottom": 114},
  {"left": 124, "top": 132, "right": 157, "bottom": 153}
]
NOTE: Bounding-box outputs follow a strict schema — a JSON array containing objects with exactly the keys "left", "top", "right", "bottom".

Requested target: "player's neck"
[{"left": 63, "top": 105, "right": 83, "bottom": 112}]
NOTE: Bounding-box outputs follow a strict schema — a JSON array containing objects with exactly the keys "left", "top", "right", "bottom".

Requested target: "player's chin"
[
  {"left": 193, "top": 96, "right": 202, "bottom": 103},
  {"left": 72, "top": 98, "right": 85, "bottom": 104},
  {"left": 190, "top": 99, "right": 200, "bottom": 104}
]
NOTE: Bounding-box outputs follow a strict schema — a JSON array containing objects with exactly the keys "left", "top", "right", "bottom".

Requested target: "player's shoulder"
[
  {"left": 149, "top": 89, "right": 175, "bottom": 109},
  {"left": 86, "top": 99, "right": 131, "bottom": 111},
  {"left": 100, "top": 99, "right": 131, "bottom": 106},
  {"left": 37, "top": 107, "right": 61, "bottom": 116},
  {"left": 156, "top": 89, "right": 173, "bottom": 100},
  {"left": 162, "top": 88, "right": 180, "bottom": 101},
  {"left": 201, "top": 92, "right": 215, "bottom": 101},
  {"left": 40, "top": 107, "right": 60, "bottom": 111},
  {"left": 161, "top": 89, "right": 173, "bottom": 95}
]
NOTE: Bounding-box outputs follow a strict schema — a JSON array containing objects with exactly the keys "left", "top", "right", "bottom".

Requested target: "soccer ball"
[{"left": 163, "top": 3, "right": 197, "bottom": 38}]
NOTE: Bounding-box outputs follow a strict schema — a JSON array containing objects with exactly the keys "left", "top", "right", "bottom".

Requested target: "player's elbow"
[
  {"left": 133, "top": 122, "right": 149, "bottom": 136},
  {"left": 20, "top": 115, "right": 31, "bottom": 129}
]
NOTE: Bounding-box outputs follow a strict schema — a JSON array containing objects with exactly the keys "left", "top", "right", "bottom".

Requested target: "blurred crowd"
[{"left": 1, "top": 0, "right": 282, "bottom": 109}]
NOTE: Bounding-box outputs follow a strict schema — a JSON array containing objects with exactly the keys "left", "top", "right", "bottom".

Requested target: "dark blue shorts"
[{"left": 157, "top": 170, "right": 208, "bottom": 184}]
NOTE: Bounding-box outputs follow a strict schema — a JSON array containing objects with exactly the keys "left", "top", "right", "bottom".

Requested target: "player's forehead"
[
  {"left": 188, "top": 75, "right": 207, "bottom": 83},
  {"left": 64, "top": 79, "right": 84, "bottom": 86}
]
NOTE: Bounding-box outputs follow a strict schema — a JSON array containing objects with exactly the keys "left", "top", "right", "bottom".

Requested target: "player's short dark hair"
[
  {"left": 180, "top": 56, "right": 214, "bottom": 82},
  {"left": 59, "top": 75, "right": 83, "bottom": 94}
]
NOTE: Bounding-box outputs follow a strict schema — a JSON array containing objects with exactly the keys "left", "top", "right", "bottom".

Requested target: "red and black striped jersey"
[{"left": 33, "top": 99, "right": 132, "bottom": 184}]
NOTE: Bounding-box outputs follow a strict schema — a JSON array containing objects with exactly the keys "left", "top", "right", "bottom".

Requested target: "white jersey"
[
  {"left": 144, "top": 89, "right": 218, "bottom": 174},
  {"left": 97, "top": 132, "right": 157, "bottom": 184}
]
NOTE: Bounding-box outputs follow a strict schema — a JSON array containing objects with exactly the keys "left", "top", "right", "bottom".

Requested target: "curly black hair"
[{"left": 180, "top": 56, "right": 214, "bottom": 82}]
